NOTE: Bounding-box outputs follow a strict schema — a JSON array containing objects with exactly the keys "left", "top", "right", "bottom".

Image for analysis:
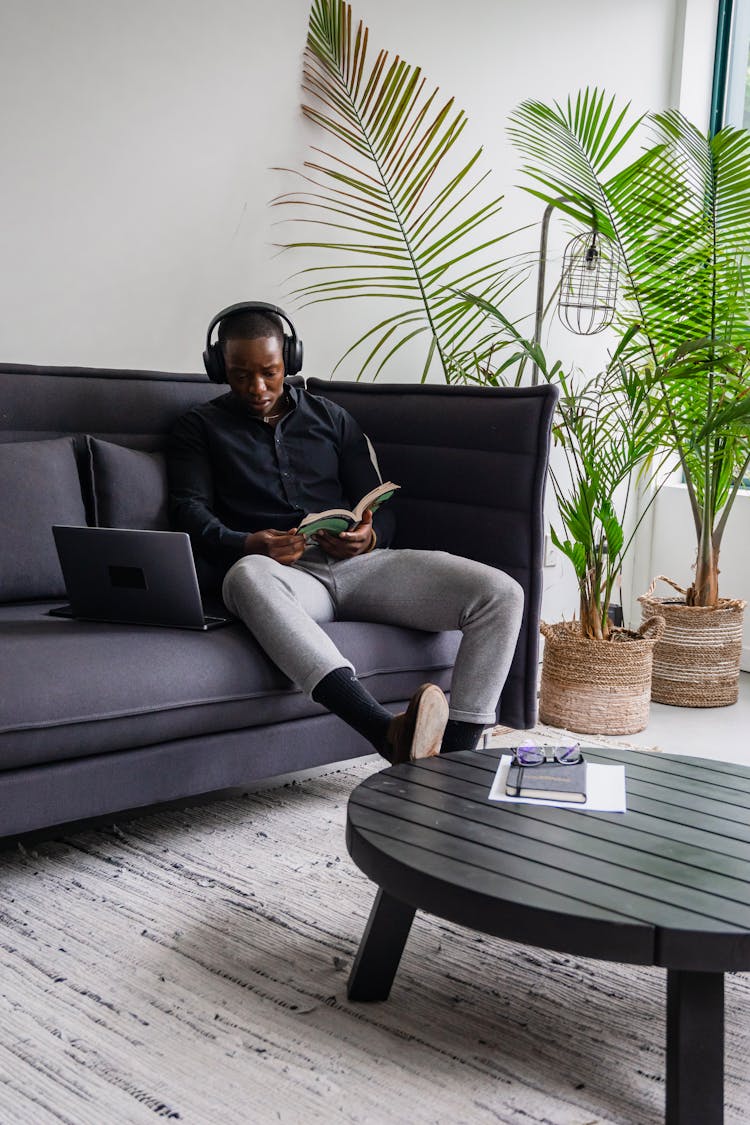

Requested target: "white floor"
[{"left": 611, "top": 670, "right": 750, "bottom": 765}]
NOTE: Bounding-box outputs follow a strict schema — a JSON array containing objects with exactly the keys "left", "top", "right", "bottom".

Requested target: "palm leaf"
[{"left": 273, "top": 0, "right": 518, "bottom": 380}]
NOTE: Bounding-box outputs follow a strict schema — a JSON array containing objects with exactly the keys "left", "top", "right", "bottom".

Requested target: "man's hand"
[
  {"left": 244, "top": 528, "right": 306, "bottom": 566},
  {"left": 315, "top": 508, "right": 375, "bottom": 560}
]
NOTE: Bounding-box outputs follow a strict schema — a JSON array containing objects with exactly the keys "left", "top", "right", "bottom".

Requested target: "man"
[{"left": 167, "top": 303, "right": 524, "bottom": 764}]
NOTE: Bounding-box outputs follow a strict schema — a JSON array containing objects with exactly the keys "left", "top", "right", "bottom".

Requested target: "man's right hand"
[{"left": 243, "top": 529, "right": 306, "bottom": 566}]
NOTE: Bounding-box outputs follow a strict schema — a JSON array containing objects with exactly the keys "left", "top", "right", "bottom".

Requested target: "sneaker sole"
[{"left": 410, "top": 684, "right": 450, "bottom": 761}]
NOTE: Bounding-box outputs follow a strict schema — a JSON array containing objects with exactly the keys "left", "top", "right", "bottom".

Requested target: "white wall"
[
  {"left": 1, "top": 0, "right": 683, "bottom": 378},
  {"left": 1, "top": 0, "right": 708, "bottom": 628}
]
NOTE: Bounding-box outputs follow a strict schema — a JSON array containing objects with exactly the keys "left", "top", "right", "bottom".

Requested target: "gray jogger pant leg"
[{"left": 222, "top": 547, "right": 524, "bottom": 724}]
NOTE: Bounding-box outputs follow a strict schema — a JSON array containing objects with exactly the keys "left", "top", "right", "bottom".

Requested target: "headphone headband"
[{"left": 203, "top": 301, "right": 303, "bottom": 383}]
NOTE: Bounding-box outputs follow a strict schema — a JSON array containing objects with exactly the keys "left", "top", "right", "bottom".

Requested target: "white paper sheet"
[{"left": 488, "top": 755, "right": 627, "bottom": 813}]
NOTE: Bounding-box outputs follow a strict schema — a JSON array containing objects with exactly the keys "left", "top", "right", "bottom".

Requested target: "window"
[
  {"left": 713, "top": 0, "right": 750, "bottom": 131},
  {"left": 709, "top": 0, "right": 750, "bottom": 495}
]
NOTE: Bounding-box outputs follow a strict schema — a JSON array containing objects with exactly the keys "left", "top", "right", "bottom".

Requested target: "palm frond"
[{"left": 273, "top": 0, "right": 517, "bottom": 380}]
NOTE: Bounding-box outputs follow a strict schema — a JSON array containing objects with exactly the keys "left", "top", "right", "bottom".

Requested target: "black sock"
[
  {"left": 440, "top": 719, "right": 486, "bottom": 754},
  {"left": 312, "top": 667, "right": 392, "bottom": 751}
]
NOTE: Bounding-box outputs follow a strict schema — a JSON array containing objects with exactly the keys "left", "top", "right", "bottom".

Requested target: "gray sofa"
[{"left": 0, "top": 362, "right": 556, "bottom": 838}]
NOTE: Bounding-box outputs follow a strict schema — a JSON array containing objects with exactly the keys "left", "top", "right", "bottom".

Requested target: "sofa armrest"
[{"left": 305, "top": 379, "right": 557, "bottom": 730}]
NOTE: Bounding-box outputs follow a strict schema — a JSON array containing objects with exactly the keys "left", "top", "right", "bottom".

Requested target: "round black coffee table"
[{"left": 345, "top": 746, "right": 750, "bottom": 1125}]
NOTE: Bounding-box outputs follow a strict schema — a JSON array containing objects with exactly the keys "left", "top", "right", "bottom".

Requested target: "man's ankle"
[
  {"left": 440, "top": 719, "right": 486, "bottom": 754},
  {"left": 311, "top": 667, "right": 392, "bottom": 750}
]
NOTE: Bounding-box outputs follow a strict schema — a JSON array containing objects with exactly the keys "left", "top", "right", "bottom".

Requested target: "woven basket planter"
[
  {"left": 539, "top": 617, "right": 665, "bottom": 736},
  {"left": 638, "top": 575, "right": 746, "bottom": 708}
]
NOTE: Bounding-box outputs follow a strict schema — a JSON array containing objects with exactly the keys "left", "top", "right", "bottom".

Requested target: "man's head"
[
  {"left": 203, "top": 303, "right": 303, "bottom": 416},
  {"left": 219, "top": 310, "right": 287, "bottom": 419},
  {"left": 217, "top": 308, "right": 286, "bottom": 359}
]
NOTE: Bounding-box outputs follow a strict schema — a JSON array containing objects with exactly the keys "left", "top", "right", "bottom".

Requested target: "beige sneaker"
[{"left": 383, "top": 683, "right": 449, "bottom": 765}]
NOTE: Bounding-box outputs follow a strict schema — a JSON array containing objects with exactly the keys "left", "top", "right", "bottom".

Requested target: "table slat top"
[{"left": 346, "top": 748, "right": 750, "bottom": 971}]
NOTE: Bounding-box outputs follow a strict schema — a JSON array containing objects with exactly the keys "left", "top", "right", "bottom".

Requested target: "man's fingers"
[{"left": 271, "top": 542, "right": 306, "bottom": 564}]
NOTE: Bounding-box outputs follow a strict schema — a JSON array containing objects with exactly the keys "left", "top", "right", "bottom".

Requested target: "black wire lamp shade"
[
  {"left": 558, "top": 229, "right": 621, "bottom": 335},
  {"left": 531, "top": 196, "right": 623, "bottom": 384}
]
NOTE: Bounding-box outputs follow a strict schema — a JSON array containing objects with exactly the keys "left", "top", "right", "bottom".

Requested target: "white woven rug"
[{"left": 1, "top": 732, "right": 748, "bottom": 1124}]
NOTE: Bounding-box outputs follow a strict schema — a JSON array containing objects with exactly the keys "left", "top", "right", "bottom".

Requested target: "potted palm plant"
[
  {"left": 449, "top": 294, "right": 667, "bottom": 733},
  {"left": 538, "top": 362, "right": 666, "bottom": 733},
  {"left": 506, "top": 91, "right": 750, "bottom": 706}
]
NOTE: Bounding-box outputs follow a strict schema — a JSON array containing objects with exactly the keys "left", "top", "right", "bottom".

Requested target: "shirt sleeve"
[
  {"left": 166, "top": 409, "right": 248, "bottom": 566},
  {"left": 336, "top": 409, "right": 396, "bottom": 548}
]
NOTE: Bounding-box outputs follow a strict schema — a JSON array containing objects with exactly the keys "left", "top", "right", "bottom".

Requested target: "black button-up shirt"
[{"left": 167, "top": 383, "right": 395, "bottom": 568}]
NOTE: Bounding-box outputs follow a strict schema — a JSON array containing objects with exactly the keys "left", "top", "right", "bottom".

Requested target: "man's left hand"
[{"left": 315, "top": 508, "right": 375, "bottom": 560}]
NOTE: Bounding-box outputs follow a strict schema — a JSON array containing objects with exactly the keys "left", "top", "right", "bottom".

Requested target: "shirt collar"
[{"left": 284, "top": 381, "right": 300, "bottom": 409}]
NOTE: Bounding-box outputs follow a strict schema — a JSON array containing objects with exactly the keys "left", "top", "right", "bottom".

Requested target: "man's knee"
[
  {"left": 222, "top": 554, "right": 277, "bottom": 610},
  {"left": 476, "top": 565, "right": 524, "bottom": 620},
  {"left": 421, "top": 551, "right": 524, "bottom": 620}
]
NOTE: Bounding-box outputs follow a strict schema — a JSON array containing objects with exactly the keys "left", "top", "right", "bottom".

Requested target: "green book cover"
[{"left": 297, "top": 482, "right": 399, "bottom": 537}]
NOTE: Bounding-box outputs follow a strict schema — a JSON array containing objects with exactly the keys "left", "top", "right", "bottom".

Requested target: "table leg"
[
  {"left": 666, "top": 969, "right": 724, "bottom": 1125},
  {"left": 347, "top": 887, "right": 416, "bottom": 1002}
]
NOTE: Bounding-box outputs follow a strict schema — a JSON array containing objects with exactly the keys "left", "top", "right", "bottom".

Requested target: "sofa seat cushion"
[{"left": 0, "top": 603, "right": 460, "bottom": 770}]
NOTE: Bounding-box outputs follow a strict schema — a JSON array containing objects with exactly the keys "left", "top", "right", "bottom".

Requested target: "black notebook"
[{"left": 505, "top": 761, "right": 588, "bottom": 803}]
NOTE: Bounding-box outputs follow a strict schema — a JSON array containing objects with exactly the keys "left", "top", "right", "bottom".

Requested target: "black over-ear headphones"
[{"left": 202, "top": 301, "right": 304, "bottom": 384}]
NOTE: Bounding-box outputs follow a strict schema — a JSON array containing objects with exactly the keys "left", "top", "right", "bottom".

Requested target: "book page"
[{"left": 351, "top": 482, "right": 400, "bottom": 523}]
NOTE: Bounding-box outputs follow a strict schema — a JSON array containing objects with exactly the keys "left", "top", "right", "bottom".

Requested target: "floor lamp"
[
  {"left": 532, "top": 196, "right": 624, "bottom": 621},
  {"left": 530, "top": 196, "right": 621, "bottom": 386}
]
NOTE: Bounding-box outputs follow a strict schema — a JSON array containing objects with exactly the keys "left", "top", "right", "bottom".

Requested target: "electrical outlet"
[{"left": 544, "top": 534, "right": 559, "bottom": 568}]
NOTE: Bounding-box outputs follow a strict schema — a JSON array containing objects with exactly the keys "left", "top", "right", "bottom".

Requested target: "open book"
[{"left": 297, "top": 482, "right": 400, "bottom": 537}]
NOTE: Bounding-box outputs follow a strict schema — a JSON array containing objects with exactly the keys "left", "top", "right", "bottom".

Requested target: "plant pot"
[
  {"left": 538, "top": 617, "right": 665, "bottom": 736},
  {"left": 638, "top": 575, "right": 746, "bottom": 707}
]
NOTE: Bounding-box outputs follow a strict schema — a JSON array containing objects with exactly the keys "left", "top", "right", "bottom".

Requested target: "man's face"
[{"left": 223, "top": 335, "right": 285, "bottom": 418}]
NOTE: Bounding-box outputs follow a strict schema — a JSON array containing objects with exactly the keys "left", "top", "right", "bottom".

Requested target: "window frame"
[{"left": 711, "top": 0, "right": 734, "bottom": 133}]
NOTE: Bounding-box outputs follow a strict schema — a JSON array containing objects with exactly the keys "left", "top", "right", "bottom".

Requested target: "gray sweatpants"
[{"left": 222, "top": 547, "right": 524, "bottom": 725}]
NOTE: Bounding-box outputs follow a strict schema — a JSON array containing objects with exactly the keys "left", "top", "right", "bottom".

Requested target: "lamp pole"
[{"left": 531, "top": 196, "right": 602, "bottom": 385}]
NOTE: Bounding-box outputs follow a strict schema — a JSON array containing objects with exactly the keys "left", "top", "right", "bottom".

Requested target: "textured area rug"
[{"left": 1, "top": 738, "right": 748, "bottom": 1124}]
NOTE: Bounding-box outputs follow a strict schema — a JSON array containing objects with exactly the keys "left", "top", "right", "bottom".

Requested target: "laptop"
[{"left": 49, "top": 525, "right": 232, "bottom": 630}]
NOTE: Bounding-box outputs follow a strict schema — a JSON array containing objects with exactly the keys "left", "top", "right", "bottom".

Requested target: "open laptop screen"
[{"left": 51, "top": 526, "right": 230, "bottom": 630}]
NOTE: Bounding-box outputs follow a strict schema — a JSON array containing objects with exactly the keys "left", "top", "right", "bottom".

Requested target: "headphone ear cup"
[
  {"left": 203, "top": 343, "right": 226, "bottom": 384},
  {"left": 284, "top": 336, "right": 304, "bottom": 377}
]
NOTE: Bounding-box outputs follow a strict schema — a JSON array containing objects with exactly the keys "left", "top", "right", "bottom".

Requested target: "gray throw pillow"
[
  {"left": 88, "top": 437, "right": 169, "bottom": 531},
  {"left": 0, "top": 437, "right": 87, "bottom": 602}
]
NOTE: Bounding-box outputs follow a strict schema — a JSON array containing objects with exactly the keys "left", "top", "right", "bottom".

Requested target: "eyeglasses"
[{"left": 512, "top": 741, "right": 583, "bottom": 767}]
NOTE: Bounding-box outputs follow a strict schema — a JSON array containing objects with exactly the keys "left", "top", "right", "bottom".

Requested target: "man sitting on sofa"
[{"left": 166, "top": 301, "right": 524, "bottom": 765}]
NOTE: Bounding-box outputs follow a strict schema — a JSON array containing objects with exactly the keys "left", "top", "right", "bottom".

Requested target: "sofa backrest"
[
  {"left": 0, "top": 362, "right": 221, "bottom": 450},
  {"left": 307, "top": 378, "right": 557, "bottom": 730},
  {"left": 0, "top": 363, "right": 226, "bottom": 601},
  {"left": 1, "top": 362, "right": 556, "bottom": 727}
]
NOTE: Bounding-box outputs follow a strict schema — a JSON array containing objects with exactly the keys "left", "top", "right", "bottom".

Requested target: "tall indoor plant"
[
  {"left": 506, "top": 91, "right": 750, "bottom": 606},
  {"left": 450, "top": 296, "right": 667, "bottom": 733},
  {"left": 504, "top": 90, "right": 750, "bottom": 704}
]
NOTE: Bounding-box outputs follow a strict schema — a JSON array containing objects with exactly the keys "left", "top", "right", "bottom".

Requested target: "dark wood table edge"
[{"left": 344, "top": 752, "right": 735, "bottom": 1125}]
